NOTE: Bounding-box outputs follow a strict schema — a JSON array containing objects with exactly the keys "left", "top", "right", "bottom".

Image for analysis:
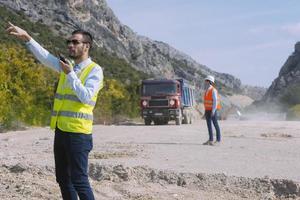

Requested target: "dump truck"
[{"left": 140, "top": 79, "right": 195, "bottom": 125}]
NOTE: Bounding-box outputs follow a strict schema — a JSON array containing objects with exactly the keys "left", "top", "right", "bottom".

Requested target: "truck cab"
[{"left": 140, "top": 79, "right": 195, "bottom": 125}]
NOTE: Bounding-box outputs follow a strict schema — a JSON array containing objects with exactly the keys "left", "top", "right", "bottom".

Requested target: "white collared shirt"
[{"left": 26, "top": 38, "right": 103, "bottom": 104}]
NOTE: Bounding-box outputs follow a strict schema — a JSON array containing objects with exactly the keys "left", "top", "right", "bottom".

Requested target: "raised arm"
[
  {"left": 6, "top": 22, "right": 62, "bottom": 72},
  {"left": 6, "top": 22, "right": 31, "bottom": 42}
]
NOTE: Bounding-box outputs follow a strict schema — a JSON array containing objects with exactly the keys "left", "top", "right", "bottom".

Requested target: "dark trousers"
[
  {"left": 54, "top": 128, "right": 95, "bottom": 200},
  {"left": 205, "top": 110, "right": 221, "bottom": 142}
]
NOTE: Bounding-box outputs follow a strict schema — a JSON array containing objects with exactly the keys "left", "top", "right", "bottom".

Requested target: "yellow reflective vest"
[{"left": 50, "top": 62, "right": 102, "bottom": 134}]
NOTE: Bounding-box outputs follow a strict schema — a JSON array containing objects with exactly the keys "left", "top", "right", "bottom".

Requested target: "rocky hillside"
[
  {"left": 0, "top": 0, "right": 247, "bottom": 94},
  {"left": 241, "top": 85, "right": 266, "bottom": 101},
  {"left": 261, "top": 42, "right": 300, "bottom": 106}
]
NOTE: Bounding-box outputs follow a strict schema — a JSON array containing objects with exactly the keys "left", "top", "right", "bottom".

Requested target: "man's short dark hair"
[{"left": 72, "top": 29, "right": 93, "bottom": 48}]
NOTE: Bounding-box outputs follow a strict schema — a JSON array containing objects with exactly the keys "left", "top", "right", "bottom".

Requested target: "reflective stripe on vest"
[
  {"left": 51, "top": 111, "right": 93, "bottom": 120},
  {"left": 50, "top": 62, "right": 102, "bottom": 134},
  {"left": 54, "top": 94, "right": 96, "bottom": 106},
  {"left": 204, "top": 87, "right": 221, "bottom": 110}
]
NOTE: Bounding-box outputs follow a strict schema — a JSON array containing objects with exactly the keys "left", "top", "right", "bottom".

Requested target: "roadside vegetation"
[{"left": 280, "top": 85, "right": 300, "bottom": 120}]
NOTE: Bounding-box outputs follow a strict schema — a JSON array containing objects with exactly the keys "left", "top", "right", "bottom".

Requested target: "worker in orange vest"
[{"left": 203, "top": 75, "right": 221, "bottom": 145}]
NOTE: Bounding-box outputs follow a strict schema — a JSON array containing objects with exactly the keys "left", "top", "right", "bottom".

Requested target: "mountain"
[
  {"left": 0, "top": 0, "right": 246, "bottom": 92},
  {"left": 261, "top": 42, "right": 300, "bottom": 107},
  {"left": 241, "top": 85, "right": 266, "bottom": 101}
]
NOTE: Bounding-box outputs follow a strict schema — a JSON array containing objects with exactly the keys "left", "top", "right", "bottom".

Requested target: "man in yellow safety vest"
[{"left": 7, "top": 22, "right": 103, "bottom": 200}]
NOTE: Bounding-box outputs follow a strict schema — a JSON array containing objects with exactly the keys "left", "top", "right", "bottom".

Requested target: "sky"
[{"left": 106, "top": 0, "right": 300, "bottom": 87}]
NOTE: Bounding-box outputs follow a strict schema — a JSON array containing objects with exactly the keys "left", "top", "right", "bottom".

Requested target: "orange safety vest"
[{"left": 204, "top": 86, "right": 221, "bottom": 111}]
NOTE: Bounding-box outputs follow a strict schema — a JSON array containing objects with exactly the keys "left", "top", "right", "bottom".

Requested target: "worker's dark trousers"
[
  {"left": 54, "top": 128, "right": 95, "bottom": 200},
  {"left": 205, "top": 110, "right": 221, "bottom": 142}
]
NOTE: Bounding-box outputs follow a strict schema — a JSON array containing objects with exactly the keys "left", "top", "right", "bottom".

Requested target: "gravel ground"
[{"left": 1, "top": 119, "right": 300, "bottom": 199}]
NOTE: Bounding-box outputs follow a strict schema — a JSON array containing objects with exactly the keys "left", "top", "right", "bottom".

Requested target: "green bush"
[
  {"left": 286, "top": 104, "right": 300, "bottom": 120},
  {"left": 0, "top": 44, "right": 57, "bottom": 130},
  {"left": 280, "top": 85, "right": 300, "bottom": 106}
]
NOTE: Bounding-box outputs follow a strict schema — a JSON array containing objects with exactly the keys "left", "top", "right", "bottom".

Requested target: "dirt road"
[{"left": 1, "top": 120, "right": 300, "bottom": 199}]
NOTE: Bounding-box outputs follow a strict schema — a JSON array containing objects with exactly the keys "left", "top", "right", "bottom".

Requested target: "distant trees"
[
  {"left": 0, "top": 44, "right": 57, "bottom": 130},
  {"left": 94, "top": 79, "right": 139, "bottom": 124},
  {"left": 280, "top": 85, "right": 300, "bottom": 120},
  {"left": 280, "top": 85, "right": 300, "bottom": 106}
]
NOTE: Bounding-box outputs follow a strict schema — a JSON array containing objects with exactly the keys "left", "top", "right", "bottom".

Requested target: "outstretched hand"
[{"left": 6, "top": 22, "right": 31, "bottom": 42}]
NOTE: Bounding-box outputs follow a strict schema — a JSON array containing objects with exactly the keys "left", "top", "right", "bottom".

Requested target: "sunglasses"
[{"left": 66, "top": 39, "right": 88, "bottom": 45}]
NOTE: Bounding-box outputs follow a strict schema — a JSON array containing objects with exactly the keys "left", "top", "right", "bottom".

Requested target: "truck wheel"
[
  {"left": 182, "top": 114, "right": 188, "bottom": 124},
  {"left": 175, "top": 117, "right": 182, "bottom": 125},
  {"left": 144, "top": 119, "right": 151, "bottom": 125},
  {"left": 189, "top": 115, "right": 193, "bottom": 124}
]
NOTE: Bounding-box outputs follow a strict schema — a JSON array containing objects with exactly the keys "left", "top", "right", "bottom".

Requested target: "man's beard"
[
  {"left": 69, "top": 49, "right": 84, "bottom": 60},
  {"left": 69, "top": 54, "right": 77, "bottom": 59},
  {"left": 69, "top": 54, "right": 83, "bottom": 60}
]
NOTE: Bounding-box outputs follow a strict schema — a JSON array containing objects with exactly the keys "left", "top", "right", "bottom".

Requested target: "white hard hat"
[{"left": 204, "top": 75, "right": 215, "bottom": 83}]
